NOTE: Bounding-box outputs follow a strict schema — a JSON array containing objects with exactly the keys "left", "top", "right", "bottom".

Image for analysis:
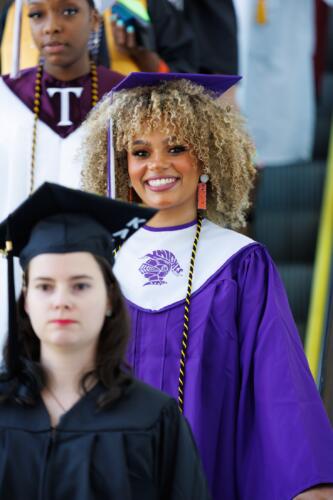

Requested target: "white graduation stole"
[{"left": 113, "top": 219, "right": 253, "bottom": 310}]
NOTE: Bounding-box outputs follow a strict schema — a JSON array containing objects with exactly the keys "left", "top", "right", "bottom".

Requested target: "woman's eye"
[
  {"left": 28, "top": 11, "right": 42, "bottom": 19},
  {"left": 73, "top": 283, "right": 90, "bottom": 291},
  {"left": 36, "top": 284, "right": 52, "bottom": 292},
  {"left": 169, "top": 145, "right": 188, "bottom": 154},
  {"left": 63, "top": 7, "right": 78, "bottom": 15},
  {"left": 132, "top": 150, "right": 149, "bottom": 158}
]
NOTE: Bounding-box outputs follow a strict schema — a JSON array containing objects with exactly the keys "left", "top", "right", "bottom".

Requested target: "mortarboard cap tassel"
[{"left": 4, "top": 220, "right": 20, "bottom": 376}]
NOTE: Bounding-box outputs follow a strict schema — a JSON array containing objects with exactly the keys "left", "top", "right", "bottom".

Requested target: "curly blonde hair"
[{"left": 81, "top": 79, "right": 256, "bottom": 228}]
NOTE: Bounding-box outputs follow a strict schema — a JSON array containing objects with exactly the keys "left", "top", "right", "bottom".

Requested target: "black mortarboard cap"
[{"left": 0, "top": 182, "right": 156, "bottom": 376}]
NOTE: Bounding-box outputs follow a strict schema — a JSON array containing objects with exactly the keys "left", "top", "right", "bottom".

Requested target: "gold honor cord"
[
  {"left": 178, "top": 215, "right": 203, "bottom": 413},
  {"left": 113, "top": 215, "right": 203, "bottom": 412}
]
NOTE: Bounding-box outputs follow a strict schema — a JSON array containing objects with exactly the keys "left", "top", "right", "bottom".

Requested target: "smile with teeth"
[{"left": 146, "top": 177, "right": 178, "bottom": 187}]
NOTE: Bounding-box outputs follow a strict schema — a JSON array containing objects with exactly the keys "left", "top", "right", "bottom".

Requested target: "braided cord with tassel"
[{"left": 178, "top": 214, "right": 203, "bottom": 412}]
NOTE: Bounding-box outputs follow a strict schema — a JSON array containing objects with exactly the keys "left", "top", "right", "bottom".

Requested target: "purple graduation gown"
[{"left": 113, "top": 219, "right": 333, "bottom": 499}]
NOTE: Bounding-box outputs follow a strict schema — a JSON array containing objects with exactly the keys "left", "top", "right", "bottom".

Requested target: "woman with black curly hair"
[
  {"left": 0, "top": 182, "right": 210, "bottom": 500},
  {"left": 80, "top": 73, "right": 333, "bottom": 500}
]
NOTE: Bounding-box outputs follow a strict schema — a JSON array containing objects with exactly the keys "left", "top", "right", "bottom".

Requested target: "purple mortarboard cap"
[
  {"left": 113, "top": 72, "right": 241, "bottom": 95},
  {"left": 107, "top": 72, "right": 241, "bottom": 198}
]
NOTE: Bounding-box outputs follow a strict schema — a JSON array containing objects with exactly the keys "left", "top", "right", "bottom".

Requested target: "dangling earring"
[
  {"left": 88, "top": 25, "right": 101, "bottom": 62},
  {"left": 106, "top": 309, "right": 112, "bottom": 318},
  {"left": 93, "top": 30, "right": 99, "bottom": 47},
  {"left": 128, "top": 181, "right": 134, "bottom": 203},
  {"left": 197, "top": 174, "right": 209, "bottom": 210}
]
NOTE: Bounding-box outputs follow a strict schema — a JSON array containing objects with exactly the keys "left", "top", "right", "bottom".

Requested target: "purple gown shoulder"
[{"left": 123, "top": 239, "right": 333, "bottom": 499}]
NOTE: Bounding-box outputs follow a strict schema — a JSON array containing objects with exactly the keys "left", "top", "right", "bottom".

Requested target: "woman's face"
[
  {"left": 24, "top": 252, "right": 110, "bottom": 352},
  {"left": 27, "top": 0, "right": 98, "bottom": 76},
  {"left": 127, "top": 129, "right": 200, "bottom": 216}
]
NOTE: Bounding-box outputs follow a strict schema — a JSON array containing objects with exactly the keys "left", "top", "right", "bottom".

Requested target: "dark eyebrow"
[
  {"left": 27, "top": 0, "right": 80, "bottom": 5},
  {"left": 132, "top": 140, "right": 150, "bottom": 146},
  {"left": 69, "top": 275, "right": 94, "bottom": 281},
  {"left": 32, "top": 277, "right": 53, "bottom": 282},
  {"left": 32, "top": 275, "right": 94, "bottom": 282}
]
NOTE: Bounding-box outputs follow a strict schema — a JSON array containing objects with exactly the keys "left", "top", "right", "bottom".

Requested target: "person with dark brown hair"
[{"left": 0, "top": 182, "right": 211, "bottom": 500}]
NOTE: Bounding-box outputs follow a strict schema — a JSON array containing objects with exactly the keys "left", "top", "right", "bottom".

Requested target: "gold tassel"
[{"left": 256, "top": 0, "right": 267, "bottom": 24}]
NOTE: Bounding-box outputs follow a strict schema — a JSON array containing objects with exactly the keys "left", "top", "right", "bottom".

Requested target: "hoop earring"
[{"left": 197, "top": 174, "right": 209, "bottom": 210}]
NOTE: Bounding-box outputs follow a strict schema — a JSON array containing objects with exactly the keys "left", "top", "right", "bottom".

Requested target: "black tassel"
[{"left": 6, "top": 222, "right": 20, "bottom": 377}]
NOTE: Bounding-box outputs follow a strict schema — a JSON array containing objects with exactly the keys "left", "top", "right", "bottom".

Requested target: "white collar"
[{"left": 113, "top": 219, "right": 253, "bottom": 311}]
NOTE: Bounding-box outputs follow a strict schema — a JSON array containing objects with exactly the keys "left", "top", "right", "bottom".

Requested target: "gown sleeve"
[
  {"left": 148, "top": 0, "right": 198, "bottom": 73},
  {"left": 158, "top": 400, "right": 211, "bottom": 500},
  {"left": 183, "top": 0, "right": 238, "bottom": 74},
  {"left": 236, "top": 245, "right": 333, "bottom": 500}
]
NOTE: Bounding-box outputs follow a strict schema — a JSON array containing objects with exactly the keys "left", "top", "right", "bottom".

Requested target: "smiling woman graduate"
[
  {"left": 0, "top": 183, "right": 210, "bottom": 500},
  {"left": 80, "top": 72, "right": 333, "bottom": 500}
]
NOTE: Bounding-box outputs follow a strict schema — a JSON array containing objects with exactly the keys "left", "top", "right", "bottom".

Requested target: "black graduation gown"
[
  {"left": 182, "top": 0, "right": 238, "bottom": 74},
  {"left": 0, "top": 380, "right": 211, "bottom": 499},
  {"left": 147, "top": 0, "right": 197, "bottom": 73}
]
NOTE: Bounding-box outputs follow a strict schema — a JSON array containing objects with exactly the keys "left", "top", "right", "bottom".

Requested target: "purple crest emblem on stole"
[{"left": 139, "top": 250, "right": 183, "bottom": 286}]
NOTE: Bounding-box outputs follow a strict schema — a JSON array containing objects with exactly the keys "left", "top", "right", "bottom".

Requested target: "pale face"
[
  {"left": 24, "top": 252, "right": 109, "bottom": 352},
  {"left": 27, "top": 0, "right": 98, "bottom": 77},
  {"left": 127, "top": 129, "right": 200, "bottom": 221}
]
